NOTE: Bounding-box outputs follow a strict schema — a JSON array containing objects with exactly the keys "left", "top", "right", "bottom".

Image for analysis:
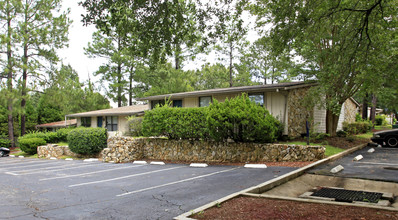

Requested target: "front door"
[{"left": 97, "top": 117, "right": 103, "bottom": 127}]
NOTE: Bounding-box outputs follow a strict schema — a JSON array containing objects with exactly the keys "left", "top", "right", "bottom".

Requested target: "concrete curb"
[{"left": 174, "top": 143, "right": 368, "bottom": 220}]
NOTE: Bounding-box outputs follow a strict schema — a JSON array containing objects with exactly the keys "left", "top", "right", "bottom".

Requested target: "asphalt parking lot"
[
  {"left": 0, "top": 157, "right": 296, "bottom": 220},
  {"left": 308, "top": 145, "right": 398, "bottom": 183}
]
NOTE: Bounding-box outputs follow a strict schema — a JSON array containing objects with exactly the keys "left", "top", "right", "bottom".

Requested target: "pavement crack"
[{"left": 152, "top": 194, "right": 184, "bottom": 212}]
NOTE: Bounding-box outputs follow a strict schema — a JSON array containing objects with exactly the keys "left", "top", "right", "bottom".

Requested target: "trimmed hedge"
[
  {"left": 142, "top": 94, "right": 282, "bottom": 143},
  {"left": 21, "top": 128, "right": 74, "bottom": 143},
  {"left": 19, "top": 138, "right": 46, "bottom": 155},
  {"left": 207, "top": 94, "right": 281, "bottom": 143},
  {"left": 343, "top": 121, "right": 372, "bottom": 135},
  {"left": 142, "top": 106, "right": 209, "bottom": 140},
  {"left": 67, "top": 127, "right": 107, "bottom": 155}
]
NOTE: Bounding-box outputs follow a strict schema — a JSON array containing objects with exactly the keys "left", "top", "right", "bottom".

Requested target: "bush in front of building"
[
  {"left": 20, "top": 128, "right": 74, "bottom": 143},
  {"left": 342, "top": 121, "right": 372, "bottom": 134},
  {"left": 67, "top": 127, "right": 107, "bottom": 155},
  {"left": 127, "top": 116, "right": 144, "bottom": 137},
  {"left": 142, "top": 94, "right": 282, "bottom": 143},
  {"left": 207, "top": 94, "right": 281, "bottom": 143},
  {"left": 18, "top": 138, "right": 46, "bottom": 154},
  {"left": 142, "top": 105, "right": 209, "bottom": 140},
  {"left": 375, "top": 115, "right": 387, "bottom": 126}
]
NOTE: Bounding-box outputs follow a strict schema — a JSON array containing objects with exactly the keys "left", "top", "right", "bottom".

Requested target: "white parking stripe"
[
  {"left": 69, "top": 166, "right": 183, "bottom": 187},
  {"left": 5, "top": 163, "right": 100, "bottom": 176},
  {"left": 8, "top": 162, "right": 88, "bottom": 173},
  {"left": 0, "top": 160, "right": 44, "bottom": 165},
  {"left": 357, "top": 162, "right": 398, "bottom": 166},
  {"left": 0, "top": 161, "right": 62, "bottom": 170},
  {"left": 40, "top": 165, "right": 145, "bottom": 181},
  {"left": 116, "top": 167, "right": 238, "bottom": 197}
]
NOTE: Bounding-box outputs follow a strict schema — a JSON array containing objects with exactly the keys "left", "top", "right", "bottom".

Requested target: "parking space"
[
  {"left": 308, "top": 145, "right": 398, "bottom": 182},
  {"left": 0, "top": 157, "right": 296, "bottom": 219}
]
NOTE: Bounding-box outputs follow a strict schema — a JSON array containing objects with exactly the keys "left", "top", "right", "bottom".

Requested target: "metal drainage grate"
[{"left": 311, "top": 188, "right": 383, "bottom": 203}]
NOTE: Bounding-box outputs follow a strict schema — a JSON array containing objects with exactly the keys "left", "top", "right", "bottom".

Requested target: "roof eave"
[
  {"left": 137, "top": 82, "right": 317, "bottom": 101},
  {"left": 66, "top": 111, "right": 146, "bottom": 118}
]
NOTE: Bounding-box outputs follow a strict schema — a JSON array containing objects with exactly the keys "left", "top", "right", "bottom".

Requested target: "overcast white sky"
[{"left": 58, "top": 1, "right": 104, "bottom": 83}]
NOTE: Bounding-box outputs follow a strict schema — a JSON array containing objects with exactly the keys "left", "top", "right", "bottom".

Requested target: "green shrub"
[
  {"left": 312, "top": 133, "right": 330, "bottom": 140},
  {"left": 21, "top": 128, "right": 74, "bottom": 144},
  {"left": 355, "top": 113, "right": 362, "bottom": 122},
  {"left": 127, "top": 116, "right": 144, "bottom": 137},
  {"left": 343, "top": 121, "right": 372, "bottom": 135},
  {"left": 56, "top": 128, "right": 74, "bottom": 142},
  {"left": 0, "top": 134, "right": 11, "bottom": 148},
  {"left": 67, "top": 127, "right": 107, "bottom": 155},
  {"left": 18, "top": 138, "right": 46, "bottom": 155},
  {"left": 336, "top": 130, "right": 348, "bottom": 137},
  {"left": 0, "top": 138, "right": 11, "bottom": 148},
  {"left": 142, "top": 105, "right": 209, "bottom": 140},
  {"left": 142, "top": 94, "right": 281, "bottom": 143},
  {"left": 207, "top": 94, "right": 281, "bottom": 143},
  {"left": 22, "top": 131, "right": 48, "bottom": 141},
  {"left": 375, "top": 115, "right": 387, "bottom": 126}
]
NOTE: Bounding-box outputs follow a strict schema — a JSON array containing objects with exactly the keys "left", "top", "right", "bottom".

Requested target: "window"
[
  {"left": 81, "top": 117, "right": 91, "bottom": 127},
  {"left": 151, "top": 100, "right": 165, "bottom": 109},
  {"left": 106, "top": 116, "right": 118, "bottom": 131},
  {"left": 199, "top": 96, "right": 212, "bottom": 107},
  {"left": 249, "top": 93, "right": 264, "bottom": 106},
  {"left": 173, "top": 100, "right": 183, "bottom": 107}
]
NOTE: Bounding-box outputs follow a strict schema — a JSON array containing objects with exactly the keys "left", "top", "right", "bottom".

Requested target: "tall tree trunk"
[
  {"left": 362, "top": 93, "right": 368, "bottom": 120},
  {"left": 229, "top": 41, "right": 233, "bottom": 87},
  {"left": 117, "top": 36, "right": 122, "bottom": 107},
  {"left": 21, "top": 2, "right": 28, "bottom": 136},
  {"left": 174, "top": 43, "right": 180, "bottom": 70},
  {"left": 370, "top": 94, "right": 377, "bottom": 126},
  {"left": 6, "top": 3, "right": 15, "bottom": 148},
  {"left": 117, "top": 62, "right": 122, "bottom": 107},
  {"left": 21, "top": 37, "right": 28, "bottom": 136},
  {"left": 326, "top": 109, "right": 339, "bottom": 136},
  {"left": 271, "top": 67, "right": 275, "bottom": 84},
  {"left": 129, "top": 66, "right": 133, "bottom": 106}
]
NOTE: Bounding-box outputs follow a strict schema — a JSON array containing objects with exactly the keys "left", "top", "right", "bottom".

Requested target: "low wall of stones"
[
  {"left": 38, "top": 144, "right": 81, "bottom": 159},
  {"left": 103, "top": 137, "right": 325, "bottom": 163}
]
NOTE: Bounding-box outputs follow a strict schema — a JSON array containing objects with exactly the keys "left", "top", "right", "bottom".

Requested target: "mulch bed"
[{"left": 192, "top": 196, "right": 398, "bottom": 220}]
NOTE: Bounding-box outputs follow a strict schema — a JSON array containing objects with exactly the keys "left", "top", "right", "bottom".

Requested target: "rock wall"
[
  {"left": 287, "top": 87, "right": 314, "bottom": 137},
  {"left": 37, "top": 144, "right": 80, "bottom": 159},
  {"left": 103, "top": 137, "right": 325, "bottom": 163}
]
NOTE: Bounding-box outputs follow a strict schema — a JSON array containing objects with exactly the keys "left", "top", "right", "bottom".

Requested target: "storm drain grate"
[{"left": 312, "top": 188, "right": 383, "bottom": 203}]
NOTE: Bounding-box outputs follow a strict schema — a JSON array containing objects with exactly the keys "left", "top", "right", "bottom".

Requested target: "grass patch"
[
  {"left": 356, "top": 132, "right": 373, "bottom": 139},
  {"left": 12, "top": 151, "right": 38, "bottom": 158},
  {"left": 280, "top": 141, "right": 344, "bottom": 157},
  {"left": 374, "top": 125, "right": 392, "bottom": 130},
  {"left": 56, "top": 142, "right": 68, "bottom": 146}
]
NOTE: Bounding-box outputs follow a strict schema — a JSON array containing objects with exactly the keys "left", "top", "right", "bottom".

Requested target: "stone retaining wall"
[
  {"left": 38, "top": 144, "right": 80, "bottom": 159},
  {"left": 103, "top": 137, "right": 325, "bottom": 163}
]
